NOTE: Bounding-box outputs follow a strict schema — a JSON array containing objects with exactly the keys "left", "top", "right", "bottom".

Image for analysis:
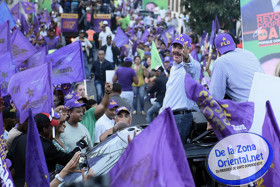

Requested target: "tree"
[{"left": 181, "top": 0, "right": 240, "bottom": 35}]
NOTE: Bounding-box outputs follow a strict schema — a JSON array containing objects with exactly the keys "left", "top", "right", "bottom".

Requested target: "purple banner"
[
  {"left": 61, "top": 13, "right": 78, "bottom": 32},
  {"left": 93, "top": 14, "right": 111, "bottom": 33},
  {"left": 21, "top": 2, "right": 36, "bottom": 14},
  {"left": 0, "top": 52, "right": 16, "bottom": 97}
]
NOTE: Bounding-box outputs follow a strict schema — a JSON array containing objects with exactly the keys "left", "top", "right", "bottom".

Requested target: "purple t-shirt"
[
  {"left": 44, "top": 36, "right": 59, "bottom": 50},
  {"left": 116, "top": 67, "right": 136, "bottom": 91}
]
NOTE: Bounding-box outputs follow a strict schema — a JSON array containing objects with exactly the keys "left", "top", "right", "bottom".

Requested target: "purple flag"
[
  {"left": 21, "top": 2, "right": 36, "bottom": 14},
  {"left": 33, "top": 14, "right": 39, "bottom": 33},
  {"left": 113, "top": 27, "right": 129, "bottom": 48},
  {"left": 27, "top": 46, "right": 47, "bottom": 69},
  {"left": 0, "top": 1, "right": 16, "bottom": 29},
  {"left": 109, "top": 108, "right": 195, "bottom": 186},
  {"left": 0, "top": 21, "right": 11, "bottom": 55},
  {"left": 61, "top": 13, "right": 78, "bottom": 32},
  {"left": 25, "top": 109, "right": 50, "bottom": 187},
  {"left": 45, "top": 41, "right": 85, "bottom": 85},
  {"left": 215, "top": 15, "right": 220, "bottom": 33},
  {"left": 200, "top": 30, "right": 207, "bottom": 46},
  {"left": 141, "top": 28, "right": 149, "bottom": 43},
  {"left": 20, "top": 13, "right": 30, "bottom": 35},
  {"left": 8, "top": 62, "right": 53, "bottom": 123},
  {"left": 41, "top": 10, "right": 51, "bottom": 26},
  {"left": 209, "top": 20, "right": 215, "bottom": 53},
  {"left": 11, "top": 3, "right": 20, "bottom": 21},
  {"left": 185, "top": 73, "right": 254, "bottom": 140},
  {"left": 11, "top": 29, "right": 37, "bottom": 66},
  {"left": 190, "top": 48, "right": 199, "bottom": 62},
  {"left": 131, "top": 40, "right": 137, "bottom": 56},
  {"left": 257, "top": 101, "right": 280, "bottom": 187},
  {"left": 0, "top": 94, "right": 14, "bottom": 186},
  {"left": 0, "top": 52, "right": 16, "bottom": 97},
  {"left": 161, "top": 26, "right": 175, "bottom": 46},
  {"left": 122, "top": 0, "right": 126, "bottom": 15}
]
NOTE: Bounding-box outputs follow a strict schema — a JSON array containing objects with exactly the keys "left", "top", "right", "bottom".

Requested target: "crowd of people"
[{"left": 1, "top": 0, "right": 276, "bottom": 186}]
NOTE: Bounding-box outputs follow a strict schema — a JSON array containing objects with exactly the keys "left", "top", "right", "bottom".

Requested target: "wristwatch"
[{"left": 55, "top": 174, "right": 64, "bottom": 182}]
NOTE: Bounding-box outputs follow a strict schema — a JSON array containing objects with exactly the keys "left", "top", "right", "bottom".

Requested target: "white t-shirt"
[
  {"left": 60, "top": 121, "right": 93, "bottom": 152},
  {"left": 105, "top": 45, "right": 113, "bottom": 63},
  {"left": 94, "top": 114, "right": 115, "bottom": 143},
  {"left": 99, "top": 31, "right": 108, "bottom": 47}
]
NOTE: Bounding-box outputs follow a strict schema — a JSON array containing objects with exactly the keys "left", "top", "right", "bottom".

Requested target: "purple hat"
[
  {"left": 109, "top": 99, "right": 118, "bottom": 109},
  {"left": 65, "top": 99, "right": 85, "bottom": 110},
  {"left": 144, "top": 42, "right": 150, "bottom": 47},
  {"left": 215, "top": 33, "right": 236, "bottom": 54},
  {"left": 124, "top": 57, "right": 132, "bottom": 62},
  {"left": 144, "top": 51, "right": 151, "bottom": 56},
  {"left": 171, "top": 34, "right": 191, "bottom": 48},
  {"left": 164, "top": 56, "right": 170, "bottom": 62},
  {"left": 195, "top": 43, "right": 200, "bottom": 47},
  {"left": 116, "top": 106, "right": 130, "bottom": 115}
]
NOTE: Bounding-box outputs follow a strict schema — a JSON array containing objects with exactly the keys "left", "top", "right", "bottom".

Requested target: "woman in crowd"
[{"left": 132, "top": 56, "right": 146, "bottom": 115}]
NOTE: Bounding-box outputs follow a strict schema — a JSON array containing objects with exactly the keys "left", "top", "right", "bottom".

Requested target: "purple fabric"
[
  {"left": 21, "top": 2, "right": 36, "bottom": 14},
  {"left": 45, "top": 41, "right": 85, "bottom": 85},
  {"left": 41, "top": 11, "right": 51, "bottom": 26},
  {"left": 115, "top": 67, "right": 136, "bottom": 91},
  {"left": 11, "top": 29, "right": 37, "bottom": 67},
  {"left": 141, "top": 28, "right": 149, "bottom": 43},
  {"left": 25, "top": 109, "right": 50, "bottom": 186},
  {"left": 7, "top": 62, "right": 53, "bottom": 123},
  {"left": 132, "top": 40, "right": 138, "bottom": 56},
  {"left": 0, "top": 95, "right": 14, "bottom": 186},
  {"left": 114, "top": 27, "right": 129, "bottom": 48},
  {"left": 0, "top": 21, "right": 11, "bottom": 55},
  {"left": 209, "top": 20, "right": 215, "bottom": 52},
  {"left": 122, "top": 0, "right": 126, "bottom": 15},
  {"left": 172, "top": 34, "right": 191, "bottom": 47},
  {"left": 11, "top": 3, "right": 20, "bottom": 21},
  {"left": 20, "top": 13, "right": 30, "bottom": 35},
  {"left": 0, "top": 1, "right": 16, "bottom": 29},
  {"left": 184, "top": 73, "right": 254, "bottom": 140},
  {"left": 0, "top": 52, "right": 16, "bottom": 97},
  {"left": 27, "top": 46, "right": 47, "bottom": 69},
  {"left": 44, "top": 36, "right": 59, "bottom": 50},
  {"left": 200, "top": 30, "right": 207, "bottom": 46},
  {"left": 33, "top": 14, "right": 39, "bottom": 33},
  {"left": 109, "top": 108, "right": 195, "bottom": 187},
  {"left": 260, "top": 101, "right": 280, "bottom": 187},
  {"left": 190, "top": 48, "right": 199, "bottom": 62},
  {"left": 161, "top": 26, "right": 175, "bottom": 46},
  {"left": 215, "top": 15, "right": 220, "bottom": 32}
]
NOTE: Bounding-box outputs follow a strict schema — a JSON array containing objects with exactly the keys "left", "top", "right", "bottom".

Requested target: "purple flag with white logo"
[
  {"left": 0, "top": 21, "right": 11, "bottom": 55},
  {"left": 0, "top": 52, "right": 16, "bottom": 97},
  {"left": 20, "top": 13, "right": 30, "bottom": 35},
  {"left": 0, "top": 93, "right": 15, "bottom": 186},
  {"left": 11, "top": 3, "right": 20, "bottom": 21},
  {"left": 11, "top": 29, "right": 37, "bottom": 66},
  {"left": 45, "top": 41, "right": 85, "bottom": 85},
  {"left": 8, "top": 62, "right": 53, "bottom": 123},
  {"left": 27, "top": 46, "right": 47, "bottom": 69},
  {"left": 25, "top": 109, "right": 50, "bottom": 187},
  {"left": 258, "top": 101, "right": 280, "bottom": 187},
  {"left": 109, "top": 108, "right": 195, "bottom": 186},
  {"left": 113, "top": 27, "right": 129, "bottom": 48},
  {"left": 0, "top": 1, "right": 16, "bottom": 29},
  {"left": 21, "top": 2, "right": 36, "bottom": 14},
  {"left": 161, "top": 26, "right": 175, "bottom": 46},
  {"left": 185, "top": 73, "right": 254, "bottom": 140},
  {"left": 141, "top": 28, "right": 149, "bottom": 43}
]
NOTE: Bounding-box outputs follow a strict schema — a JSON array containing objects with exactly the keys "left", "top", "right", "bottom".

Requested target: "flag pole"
[
  {"left": 84, "top": 79, "right": 87, "bottom": 96},
  {"left": 51, "top": 108, "right": 55, "bottom": 139}
]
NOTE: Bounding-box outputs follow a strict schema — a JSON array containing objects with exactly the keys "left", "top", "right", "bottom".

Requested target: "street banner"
[
  {"left": 143, "top": 0, "right": 168, "bottom": 10},
  {"left": 241, "top": 0, "right": 280, "bottom": 75},
  {"left": 93, "top": 14, "right": 111, "bottom": 33},
  {"left": 61, "top": 13, "right": 78, "bottom": 32}
]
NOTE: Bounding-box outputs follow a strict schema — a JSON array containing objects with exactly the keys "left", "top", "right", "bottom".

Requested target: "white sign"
[
  {"left": 106, "top": 70, "right": 115, "bottom": 84},
  {"left": 248, "top": 72, "right": 280, "bottom": 135},
  {"left": 207, "top": 133, "right": 273, "bottom": 186}
]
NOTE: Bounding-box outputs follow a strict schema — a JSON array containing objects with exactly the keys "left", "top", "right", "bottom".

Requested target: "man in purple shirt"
[
  {"left": 113, "top": 57, "right": 138, "bottom": 109},
  {"left": 44, "top": 28, "right": 59, "bottom": 50}
]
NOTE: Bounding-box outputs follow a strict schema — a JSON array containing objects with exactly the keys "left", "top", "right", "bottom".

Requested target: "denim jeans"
[
  {"left": 146, "top": 102, "right": 161, "bottom": 123},
  {"left": 120, "top": 91, "right": 133, "bottom": 109},
  {"left": 132, "top": 86, "right": 145, "bottom": 111},
  {"left": 173, "top": 113, "right": 193, "bottom": 144},
  {"left": 71, "top": 2, "right": 78, "bottom": 13},
  {"left": 83, "top": 51, "right": 90, "bottom": 79},
  {"left": 94, "top": 80, "right": 105, "bottom": 104}
]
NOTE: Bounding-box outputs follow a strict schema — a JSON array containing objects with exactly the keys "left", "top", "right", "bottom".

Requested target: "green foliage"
[{"left": 181, "top": 0, "right": 240, "bottom": 35}]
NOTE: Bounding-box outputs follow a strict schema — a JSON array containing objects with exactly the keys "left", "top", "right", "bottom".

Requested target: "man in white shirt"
[
  {"left": 98, "top": 25, "right": 108, "bottom": 49},
  {"left": 94, "top": 99, "right": 119, "bottom": 143}
]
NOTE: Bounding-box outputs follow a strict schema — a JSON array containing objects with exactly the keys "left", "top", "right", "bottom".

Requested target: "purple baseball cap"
[
  {"left": 164, "top": 56, "right": 170, "bottom": 62},
  {"left": 116, "top": 106, "right": 130, "bottom": 115},
  {"left": 124, "top": 57, "right": 132, "bottom": 62},
  {"left": 65, "top": 99, "right": 85, "bottom": 110},
  {"left": 215, "top": 33, "right": 236, "bottom": 55},
  {"left": 171, "top": 34, "right": 191, "bottom": 48},
  {"left": 108, "top": 99, "right": 118, "bottom": 109},
  {"left": 144, "top": 51, "right": 151, "bottom": 56}
]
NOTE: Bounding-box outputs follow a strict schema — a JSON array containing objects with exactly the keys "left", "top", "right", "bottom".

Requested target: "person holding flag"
[{"left": 160, "top": 34, "right": 200, "bottom": 144}]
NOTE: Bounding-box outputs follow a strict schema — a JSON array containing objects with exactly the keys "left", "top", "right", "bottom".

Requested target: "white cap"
[
  {"left": 86, "top": 7, "right": 91, "bottom": 11},
  {"left": 103, "top": 20, "right": 108, "bottom": 25}
]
